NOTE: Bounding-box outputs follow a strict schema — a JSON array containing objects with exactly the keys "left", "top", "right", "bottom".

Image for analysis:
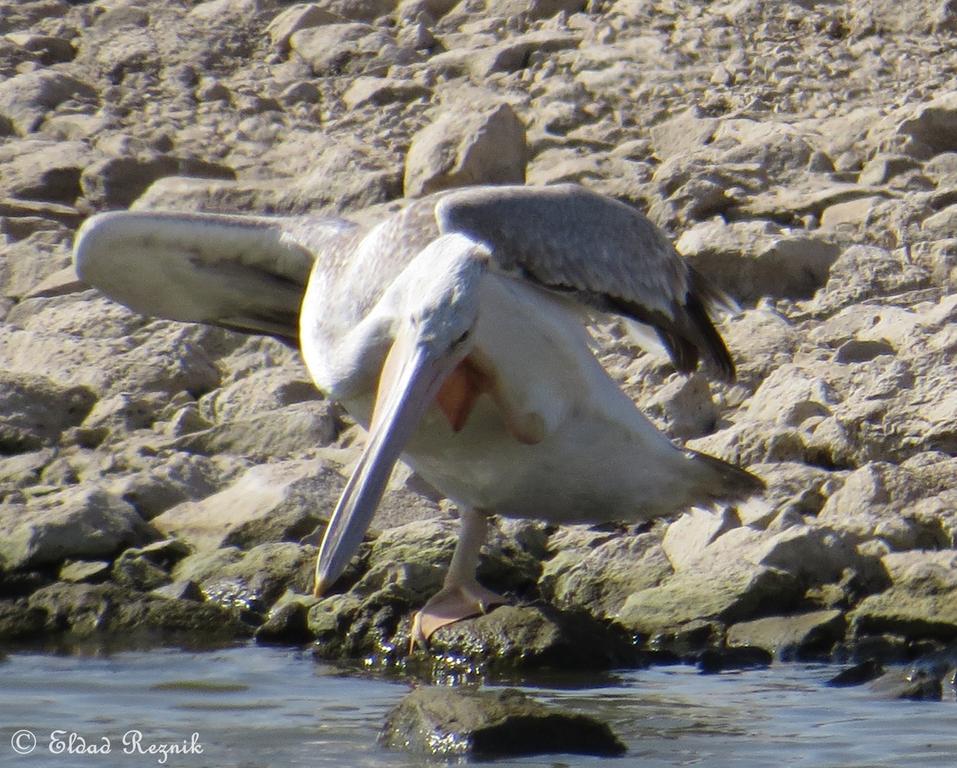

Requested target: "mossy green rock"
[
  {"left": 617, "top": 566, "right": 801, "bottom": 641},
  {"left": 426, "top": 604, "right": 639, "bottom": 672},
  {"left": 25, "top": 582, "right": 252, "bottom": 641}
]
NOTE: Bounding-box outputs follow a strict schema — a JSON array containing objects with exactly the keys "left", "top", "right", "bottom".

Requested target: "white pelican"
[{"left": 73, "top": 184, "right": 762, "bottom": 644}]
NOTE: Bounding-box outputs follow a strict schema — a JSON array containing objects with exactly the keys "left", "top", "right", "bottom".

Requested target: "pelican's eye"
[{"left": 451, "top": 329, "right": 470, "bottom": 348}]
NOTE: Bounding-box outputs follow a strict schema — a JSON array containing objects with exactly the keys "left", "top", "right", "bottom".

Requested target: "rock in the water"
[
  {"left": 379, "top": 687, "right": 625, "bottom": 757},
  {"left": 0, "top": 600, "right": 48, "bottom": 642},
  {"left": 828, "top": 659, "right": 886, "bottom": 687},
  {"left": 697, "top": 645, "right": 772, "bottom": 674},
  {"left": 869, "top": 667, "right": 944, "bottom": 701},
  {"left": 726, "top": 610, "right": 846, "bottom": 661},
  {"left": 255, "top": 600, "right": 313, "bottom": 645}
]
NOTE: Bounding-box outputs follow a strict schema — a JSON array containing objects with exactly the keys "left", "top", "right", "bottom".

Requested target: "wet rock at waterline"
[
  {"left": 6, "top": 582, "right": 251, "bottom": 644},
  {"left": 379, "top": 687, "right": 626, "bottom": 758},
  {"left": 425, "top": 603, "right": 640, "bottom": 671},
  {"left": 726, "top": 610, "right": 847, "bottom": 661}
]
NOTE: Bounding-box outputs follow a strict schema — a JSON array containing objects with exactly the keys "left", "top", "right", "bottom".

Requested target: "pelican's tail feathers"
[{"left": 685, "top": 449, "right": 765, "bottom": 504}]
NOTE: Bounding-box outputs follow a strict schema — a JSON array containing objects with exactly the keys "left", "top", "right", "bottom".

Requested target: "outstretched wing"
[
  {"left": 73, "top": 211, "right": 357, "bottom": 343},
  {"left": 435, "top": 184, "right": 737, "bottom": 380}
]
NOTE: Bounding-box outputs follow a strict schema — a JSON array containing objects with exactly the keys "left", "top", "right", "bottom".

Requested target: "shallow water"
[{"left": 2, "top": 643, "right": 956, "bottom": 767}]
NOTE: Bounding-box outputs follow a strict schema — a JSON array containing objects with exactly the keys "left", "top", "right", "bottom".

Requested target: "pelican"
[{"left": 73, "top": 183, "right": 763, "bottom": 644}]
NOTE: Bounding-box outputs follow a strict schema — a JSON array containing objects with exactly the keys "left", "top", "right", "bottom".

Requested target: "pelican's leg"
[{"left": 411, "top": 508, "right": 507, "bottom": 648}]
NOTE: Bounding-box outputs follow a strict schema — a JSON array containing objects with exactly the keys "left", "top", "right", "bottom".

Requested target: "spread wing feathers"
[
  {"left": 435, "top": 184, "right": 738, "bottom": 380},
  {"left": 73, "top": 211, "right": 351, "bottom": 343}
]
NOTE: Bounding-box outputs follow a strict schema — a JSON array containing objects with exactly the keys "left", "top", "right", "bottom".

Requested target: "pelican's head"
[
  {"left": 402, "top": 232, "right": 489, "bottom": 355},
  {"left": 313, "top": 233, "right": 490, "bottom": 596}
]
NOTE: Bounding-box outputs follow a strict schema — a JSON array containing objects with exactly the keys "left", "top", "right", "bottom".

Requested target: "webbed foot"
[{"left": 410, "top": 581, "right": 507, "bottom": 650}]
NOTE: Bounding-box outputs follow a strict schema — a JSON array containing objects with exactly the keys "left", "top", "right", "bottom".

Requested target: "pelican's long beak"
[{"left": 313, "top": 326, "right": 461, "bottom": 596}]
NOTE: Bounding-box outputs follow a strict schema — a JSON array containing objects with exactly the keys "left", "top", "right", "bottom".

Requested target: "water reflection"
[{"left": 2, "top": 644, "right": 956, "bottom": 767}]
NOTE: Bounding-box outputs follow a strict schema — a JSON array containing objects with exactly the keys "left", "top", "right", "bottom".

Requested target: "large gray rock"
[
  {"left": 676, "top": 219, "right": 841, "bottom": 303},
  {"left": 813, "top": 245, "right": 931, "bottom": 313},
  {"left": 717, "top": 308, "right": 801, "bottom": 391},
  {"left": 661, "top": 508, "right": 740, "bottom": 572},
  {"left": 0, "top": 139, "right": 91, "bottom": 203},
  {"left": 0, "top": 318, "right": 221, "bottom": 399},
  {"left": 485, "top": 0, "right": 586, "bottom": 20},
  {"left": 0, "top": 372, "right": 95, "bottom": 453},
  {"left": 819, "top": 460, "right": 957, "bottom": 550},
  {"left": 0, "top": 485, "right": 156, "bottom": 571},
  {"left": 649, "top": 107, "right": 718, "bottom": 162},
  {"left": 266, "top": 4, "right": 341, "bottom": 53},
  {"left": 171, "top": 400, "right": 339, "bottom": 460},
  {"left": 850, "top": 550, "right": 957, "bottom": 642},
  {"left": 616, "top": 565, "right": 802, "bottom": 644},
  {"left": 0, "top": 222, "right": 75, "bottom": 300},
  {"left": 173, "top": 542, "right": 314, "bottom": 613},
  {"left": 539, "top": 532, "right": 672, "bottom": 620},
  {"left": 894, "top": 90, "right": 957, "bottom": 158},
  {"left": 289, "top": 23, "right": 409, "bottom": 76},
  {"left": 404, "top": 102, "right": 527, "bottom": 196},
  {"left": 80, "top": 155, "right": 235, "bottom": 209},
  {"left": 152, "top": 460, "right": 343, "bottom": 551},
  {"left": 342, "top": 77, "right": 432, "bottom": 110},
  {"left": 131, "top": 156, "right": 401, "bottom": 217},
  {"left": 305, "top": 0, "right": 397, "bottom": 21},
  {"left": 0, "top": 71, "right": 97, "bottom": 136},
  {"left": 467, "top": 31, "right": 580, "bottom": 78},
  {"left": 104, "top": 451, "right": 231, "bottom": 520}
]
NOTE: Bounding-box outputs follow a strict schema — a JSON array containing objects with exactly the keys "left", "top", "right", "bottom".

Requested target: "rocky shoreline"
[{"left": 3, "top": 0, "right": 957, "bottom": 750}]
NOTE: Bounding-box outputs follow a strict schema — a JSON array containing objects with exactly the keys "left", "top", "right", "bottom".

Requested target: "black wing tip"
[
  {"left": 655, "top": 327, "right": 699, "bottom": 376},
  {"left": 612, "top": 290, "right": 737, "bottom": 382},
  {"left": 683, "top": 290, "right": 736, "bottom": 382}
]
